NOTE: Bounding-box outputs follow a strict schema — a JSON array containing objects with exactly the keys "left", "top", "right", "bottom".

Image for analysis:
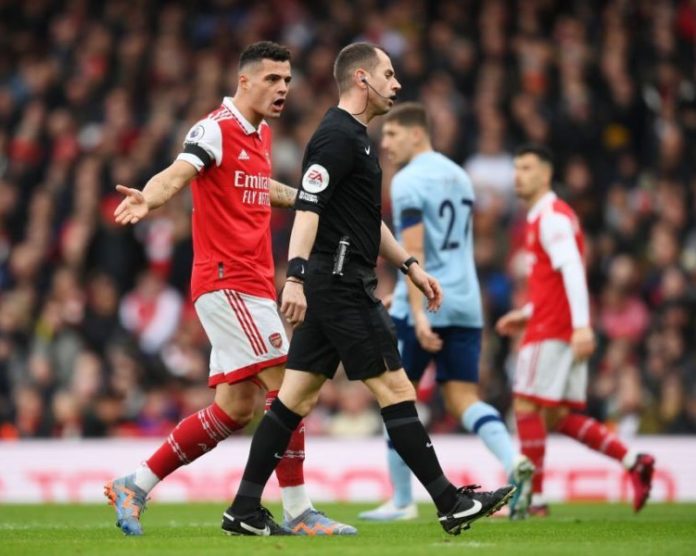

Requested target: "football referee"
[{"left": 221, "top": 43, "right": 514, "bottom": 537}]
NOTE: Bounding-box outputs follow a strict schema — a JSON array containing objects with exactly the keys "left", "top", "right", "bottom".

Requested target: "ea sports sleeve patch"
[
  {"left": 295, "top": 129, "right": 354, "bottom": 213},
  {"left": 302, "top": 164, "right": 330, "bottom": 193}
]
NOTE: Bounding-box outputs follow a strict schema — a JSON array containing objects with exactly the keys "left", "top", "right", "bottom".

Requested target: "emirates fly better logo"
[{"left": 302, "top": 164, "right": 330, "bottom": 193}]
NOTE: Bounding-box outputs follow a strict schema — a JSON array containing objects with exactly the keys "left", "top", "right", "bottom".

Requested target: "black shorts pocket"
[{"left": 360, "top": 274, "right": 380, "bottom": 304}]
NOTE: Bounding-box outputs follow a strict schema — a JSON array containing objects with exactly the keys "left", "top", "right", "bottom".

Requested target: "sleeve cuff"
[{"left": 176, "top": 153, "right": 205, "bottom": 172}]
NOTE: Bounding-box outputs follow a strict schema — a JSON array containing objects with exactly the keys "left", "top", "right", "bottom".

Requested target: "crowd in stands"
[{"left": 0, "top": 0, "right": 695, "bottom": 440}]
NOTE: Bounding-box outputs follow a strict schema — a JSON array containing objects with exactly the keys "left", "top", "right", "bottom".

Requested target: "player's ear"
[
  {"left": 542, "top": 162, "right": 553, "bottom": 181},
  {"left": 411, "top": 126, "right": 424, "bottom": 143},
  {"left": 239, "top": 72, "right": 250, "bottom": 91}
]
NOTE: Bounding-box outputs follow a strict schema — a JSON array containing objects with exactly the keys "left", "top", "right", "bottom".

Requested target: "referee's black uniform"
[{"left": 287, "top": 106, "right": 401, "bottom": 380}]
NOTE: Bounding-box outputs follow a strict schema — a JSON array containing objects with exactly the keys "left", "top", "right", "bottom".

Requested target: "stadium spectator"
[{"left": 0, "top": 0, "right": 693, "bottom": 445}]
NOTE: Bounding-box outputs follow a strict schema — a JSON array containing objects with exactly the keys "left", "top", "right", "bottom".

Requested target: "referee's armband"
[{"left": 287, "top": 257, "right": 308, "bottom": 281}]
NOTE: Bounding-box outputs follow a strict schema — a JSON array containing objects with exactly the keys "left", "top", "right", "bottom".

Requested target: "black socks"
[
  {"left": 230, "top": 398, "right": 302, "bottom": 515},
  {"left": 381, "top": 400, "right": 458, "bottom": 513}
]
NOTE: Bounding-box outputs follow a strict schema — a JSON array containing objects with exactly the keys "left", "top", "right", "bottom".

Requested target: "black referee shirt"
[{"left": 294, "top": 107, "right": 382, "bottom": 268}]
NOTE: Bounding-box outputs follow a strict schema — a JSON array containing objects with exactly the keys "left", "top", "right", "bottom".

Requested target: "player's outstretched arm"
[
  {"left": 269, "top": 179, "right": 298, "bottom": 209},
  {"left": 281, "top": 210, "right": 319, "bottom": 327},
  {"left": 114, "top": 160, "right": 197, "bottom": 225}
]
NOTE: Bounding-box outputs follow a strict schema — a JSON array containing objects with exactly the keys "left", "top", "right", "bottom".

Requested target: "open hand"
[
  {"left": 114, "top": 184, "right": 149, "bottom": 225},
  {"left": 571, "top": 327, "right": 595, "bottom": 361},
  {"left": 495, "top": 309, "right": 529, "bottom": 336},
  {"left": 414, "top": 312, "right": 443, "bottom": 353}
]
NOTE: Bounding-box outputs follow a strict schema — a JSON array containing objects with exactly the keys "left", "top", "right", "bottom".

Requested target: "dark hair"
[
  {"left": 384, "top": 101, "right": 430, "bottom": 133},
  {"left": 514, "top": 144, "right": 554, "bottom": 167},
  {"left": 333, "top": 42, "right": 383, "bottom": 93},
  {"left": 239, "top": 41, "right": 291, "bottom": 70}
]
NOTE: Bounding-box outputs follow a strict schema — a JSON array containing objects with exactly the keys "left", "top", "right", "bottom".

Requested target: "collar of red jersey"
[
  {"left": 223, "top": 97, "right": 266, "bottom": 136},
  {"left": 527, "top": 191, "right": 557, "bottom": 222}
]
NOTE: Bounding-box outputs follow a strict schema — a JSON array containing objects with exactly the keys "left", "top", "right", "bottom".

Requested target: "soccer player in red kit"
[
  {"left": 496, "top": 145, "right": 655, "bottom": 517},
  {"left": 104, "top": 41, "right": 355, "bottom": 536}
]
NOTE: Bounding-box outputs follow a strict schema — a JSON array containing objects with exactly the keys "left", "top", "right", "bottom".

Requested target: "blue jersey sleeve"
[{"left": 459, "top": 169, "right": 476, "bottom": 203}]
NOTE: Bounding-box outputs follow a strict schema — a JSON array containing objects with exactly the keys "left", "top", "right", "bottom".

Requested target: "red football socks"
[
  {"left": 556, "top": 413, "right": 628, "bottom": 461},
  {"left": 516, "top": 411, "right": 547, "bottom": 494},
  {"left": 146, "top": 402, "right": 241, "bottom": 479}
]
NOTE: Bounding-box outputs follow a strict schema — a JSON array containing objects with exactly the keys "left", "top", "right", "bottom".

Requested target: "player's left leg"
[{"left": 549, "top": 360, "right": 655, "bottom": 512}]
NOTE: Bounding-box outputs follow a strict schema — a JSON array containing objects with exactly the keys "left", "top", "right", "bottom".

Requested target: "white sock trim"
[
  {"left": 622, "top": 449, "right": 639, "bottom": 470},
  {"left": 280, "top": 485, "right": 313, "bottom": 519},
  {"left": 133, "top": 463, "right": 160, "bottom": 493}
]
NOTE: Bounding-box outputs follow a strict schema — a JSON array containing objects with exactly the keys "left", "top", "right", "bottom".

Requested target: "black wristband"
[
  {"left": 287, "top": 257, "right": 308, "bottom": 281},
  {"left": 400, "top": 256, "right": 419, "bottom": 275}
]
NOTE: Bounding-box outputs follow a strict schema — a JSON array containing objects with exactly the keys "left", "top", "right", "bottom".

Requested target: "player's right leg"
[
  {"left": 105, "top": 288, "right": 286, "bottom": 535},
  {"left": 513, "top": 396, "right": 548, "bottom": 516},
  {"left": 104, "top": 381, "right": 254, "bottom": 535},
  {"left": 512, "top": 340, "right": 581, "bottom": 516}
]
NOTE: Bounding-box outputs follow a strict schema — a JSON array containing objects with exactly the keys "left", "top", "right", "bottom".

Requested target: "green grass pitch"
[{"left": 1, "top": 502, "right": 694, "bottom": 556}]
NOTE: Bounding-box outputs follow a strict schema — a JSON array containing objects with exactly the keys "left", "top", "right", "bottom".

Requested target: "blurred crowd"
[{"left": 0, "top": 0, "right": 695, "bottom": 441}]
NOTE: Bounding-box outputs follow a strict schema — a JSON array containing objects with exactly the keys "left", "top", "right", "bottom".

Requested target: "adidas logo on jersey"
[{"left": 238, "top": 149, "right": 250, "bottom": 160}]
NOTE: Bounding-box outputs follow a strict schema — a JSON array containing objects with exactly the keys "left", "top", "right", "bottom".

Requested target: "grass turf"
[{"left": 1, "top": 502, "right": 694, "bottom": 556}]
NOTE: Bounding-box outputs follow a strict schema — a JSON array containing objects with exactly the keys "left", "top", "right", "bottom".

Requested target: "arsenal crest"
[{"left": 269, "top": 332, "right": 283, "bottom": 349}]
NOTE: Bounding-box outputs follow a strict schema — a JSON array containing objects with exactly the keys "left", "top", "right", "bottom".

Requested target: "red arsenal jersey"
[
  {"left": 176, "top": 98, "right": 276, "bottom": 302},
  {"left": 522, "top": 192, "right": 586, "bottom": 345}
]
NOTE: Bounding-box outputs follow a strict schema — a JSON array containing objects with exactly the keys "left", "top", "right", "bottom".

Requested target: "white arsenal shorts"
[
  {"left": 513, "top": 339, "right": 587, "bottom": 410},
  {"left": 194, "top": 289, "right": 288, "bottom": 387}
]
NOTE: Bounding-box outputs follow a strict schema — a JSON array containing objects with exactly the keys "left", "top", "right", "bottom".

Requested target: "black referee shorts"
[{"left": 286, "top": 270, "right": 402, "bottom": 381}]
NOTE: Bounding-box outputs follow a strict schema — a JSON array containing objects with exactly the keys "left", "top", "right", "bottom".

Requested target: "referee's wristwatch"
[{"left": 400, "top": 256, "right": 419, "bottom": 275}]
